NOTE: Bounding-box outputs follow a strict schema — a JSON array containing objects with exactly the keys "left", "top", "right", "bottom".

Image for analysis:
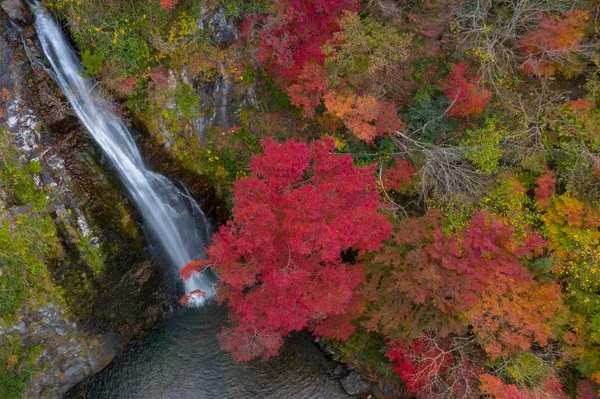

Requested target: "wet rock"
[
  {"left": 0, "top": 5, "right": 178, "bottom": 398},
  {"left": 209, "top": 5, "right": 239, "bottom": 46},
  {"left": 88, "top": 333, "right": 122, "bottom": 373},
  {"left": 341, "top": 372, "right": 372, "bottom": 396},
  {"left": 333, "top": 364, "right": 346, "bottom": 378},
  {"left": 380, "top": 380, "right": 401, "bottom": 398},
  {"left": 1, "top": 0, "right": 28, "bottom": 23},
  {"left": 372, "top": 384, "right": 384, "bottom": 398}
]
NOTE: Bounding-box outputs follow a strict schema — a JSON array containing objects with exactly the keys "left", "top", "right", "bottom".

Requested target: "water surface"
[{"left": 67, "top": 304, "right": 350, "bottom": 399}]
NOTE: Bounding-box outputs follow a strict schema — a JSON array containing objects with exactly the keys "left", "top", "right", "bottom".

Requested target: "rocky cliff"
[{"left": 0, "top": 1, "right": 179, "bottom": 396}]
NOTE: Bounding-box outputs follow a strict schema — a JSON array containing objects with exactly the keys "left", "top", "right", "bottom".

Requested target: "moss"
[
  {"left": 0, "top": 214, "right": 63, "bottom": 320},
  {"left": 116, "top": 203, "right": 139, "bottom": 238},
  {"left": 76, "top": 236, "right": 105, "bottom": 275},
  {"left": 337, "top": 328, "right": 395, "bottom": 377},
  {"left": 0, "top": 128, "right": 47, "bottom": 212},
  {"left": 174, "top": 83, "right": 201, "bottom": 120},
  {"left": 0, "top": 332, "right": 43, "bottom": 399}
]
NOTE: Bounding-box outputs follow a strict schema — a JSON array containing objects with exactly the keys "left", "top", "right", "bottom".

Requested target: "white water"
[{"left": 32, "top": 5, "right": 215, "bottom": 304}]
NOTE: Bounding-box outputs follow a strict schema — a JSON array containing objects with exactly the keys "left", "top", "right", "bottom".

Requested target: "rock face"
[
  {"left": 0, "top": 3, "right": 178, "bottom": 397},
  {"left": 340, "top": 372, "right": 372, "bottom": 396}
]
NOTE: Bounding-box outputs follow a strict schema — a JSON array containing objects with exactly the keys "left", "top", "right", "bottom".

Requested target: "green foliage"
[
  {"left": 461, "top": 118, "right": 508, "bottom": 174},
  {"left": 481, "top": 173, "right": 537, "bottom": 232},
  {"left": 585, "top": 69, "right": 600, "bottom": 104},
  {"left": 0, "top": 130, "right": 46, "bottom": 212},
  {"left": 324, "top": 11, "right": 412, "bottom": 85},
  {"left": 489, "top": 351, "right": 551, "bottom": 388},
  {"left": 337, "top": 328, "right": 394, "bottom": 376},
  {"left": 0, "top": 333, "right": 36, "bottom": 399},
  {"left": 222, "top": 0, "right": 271, "bottom": 18},
  {"left": 264, "top": 78, "right": 293, "bottom": 111},
  {"left": 174, "top": 83, "right": 201, "bottom": 120},
  {"left": 403, "top": 85, "right": 456, "bottom": 143},
  {"left": 0, "top": 215, "right": 61, "bottom": 318},
  {"left": 80, "top": 50, "right": 103, "bottom": 76},
  {"left": 48, "top": 0, "right": 173, "bottom": 76}
]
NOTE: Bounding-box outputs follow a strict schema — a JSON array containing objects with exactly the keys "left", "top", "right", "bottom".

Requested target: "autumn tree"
[
  {"left": 159, "top": 0, "right": 178, "bottom": 10},
  {"left": 521, "top": 11, "right": 590, "bottom": 77},
  {"left": 382, "top": 157, "right": 417, "bottom": 193},
  {"left": 363, "top": 210, "right": 546, "bottom": 340},
  {"left": 246, "top": 0, "right": 359, "bottom": 83},
  {"left": 443, "top": 63, "right": 492, "bottom": 118},
  {"left": 324, "top": 91, "right": 405, "bottom": 142},
  {"left": 323, "top": 11, "right": 412, "bottom": 86},
  {"left": 286, "top": 63, "right": 329, "bottom": 118},
  {"left": 467, "top": 276, "right": 563, "bottom": 359},
  {"left": 479, "top": 374, "right": 569, "bottom": 399},
  {"left": 386, "top": 335, "right": 483, "bottom": 399},
  {"left": 196, "top": 138, "right": 391, "bottom": 361},
  {"left": 540, "top": 194, "right": 600, "bottom": 379}
]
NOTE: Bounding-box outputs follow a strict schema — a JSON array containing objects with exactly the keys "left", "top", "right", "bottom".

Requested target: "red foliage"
[
  {"left": 569, "top": 98, "right": 596, "bottom": 120},
  {"left": 443, "top": 63, "right": 492, "bottom": 118},
  {"left": 159, "top": 0, "right": 178, "bottom": 10},
  {"left": 535, "top": 171, "right": 556, "bottom": 208},
  {"left": 248, "top": 0, "right": 359, "bottom": 83},
  {"left": 287, "top": 63, "right": 329, "bottom": 118},
  {"left": 480, "top": 374, "right": 569, "bottom": 399},
  {"left": 147, "top": 65, "right": 169, "bottom": 90},
  {"left": 364, "top": 210, "right": 546, "bottom": 340},
  {"left": 593, "top": 160, "right": 600, "bottom": 181},
  {"left": 179, "top": 289, "right": 207, "bottom": 306},
  {"left": 120, "top": 77, "right": 136, "bottom": 97},
  {"left": 310, "top": 295, "right": 366, "bottom": 340},
  {"left": 180, "top": 259, "right": 213, "bottom": 280},
  {"left": 383, "top": 157, "right": 417, "bottom": 192},
  {"left": 521, "top": 11, "right": 590, "bottom": 76},
  {"left": 386, "top": 335, "right": 482, "bottom": 398},
  {"left": 386, "top": 337, "right": 453, "bottom": 393},
  {"left": 576, "top": 379, "right": 600, "bottom": 399},
  {"left": 207, "top": 138, "right": 391, "bottom": 361},
  {"left": 324, "top": 92, "right": 405, "bottom": 142}
]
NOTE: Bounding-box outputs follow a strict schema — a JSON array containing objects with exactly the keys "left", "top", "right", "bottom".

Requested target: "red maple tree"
[
  {"left": 202, "top": 138, "right": 391, "bottom": 361},
  {"left": 443, "top": 63, "right": 492, "bottom": 118},
  {"left": 247, "top": 0, "right": 359, "bottom": 83},
  {"left": 364, "top": 210, "right": 546, "bottom": 340},
  {"left": 287, "top": 63, "right": 329, "bottom": 118}
]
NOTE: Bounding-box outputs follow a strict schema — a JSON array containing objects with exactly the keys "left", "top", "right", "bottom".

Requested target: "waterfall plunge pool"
[{"left": 65, "top": 304, "right": 351, "bottom": 399}]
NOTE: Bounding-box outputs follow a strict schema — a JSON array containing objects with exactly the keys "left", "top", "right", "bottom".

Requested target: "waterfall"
[{"left": 32, "top": 5, "right": 215, "bottom": 304}]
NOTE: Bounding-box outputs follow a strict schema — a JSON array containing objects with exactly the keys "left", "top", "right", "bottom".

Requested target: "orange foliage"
[
  {"left": 480, "top": 374, "right": 569, "bottom": 399},
  {"left": 570, "top": 98, "right": 596, "bottom": 120},
  {"left": 468, "top": 276, "right": 563, "bottom": 359},
  {"left": 521, "top": 10, "right": 590, "bottom": 76},
  {"left": 324, "top": 92, "right": 404, "bottom": 142},
  {"left": 159, "top": 0, "right": 178, "bottom": 10}
]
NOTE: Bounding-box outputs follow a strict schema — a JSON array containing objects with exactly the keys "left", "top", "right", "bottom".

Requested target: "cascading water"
[{"left": 32, "top": 4, "right": 215, "bottom": 304}]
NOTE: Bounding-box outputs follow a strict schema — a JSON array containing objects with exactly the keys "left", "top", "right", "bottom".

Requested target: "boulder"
[{"left": 341, "top": 372, "right": 372, "bottom": 396}]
